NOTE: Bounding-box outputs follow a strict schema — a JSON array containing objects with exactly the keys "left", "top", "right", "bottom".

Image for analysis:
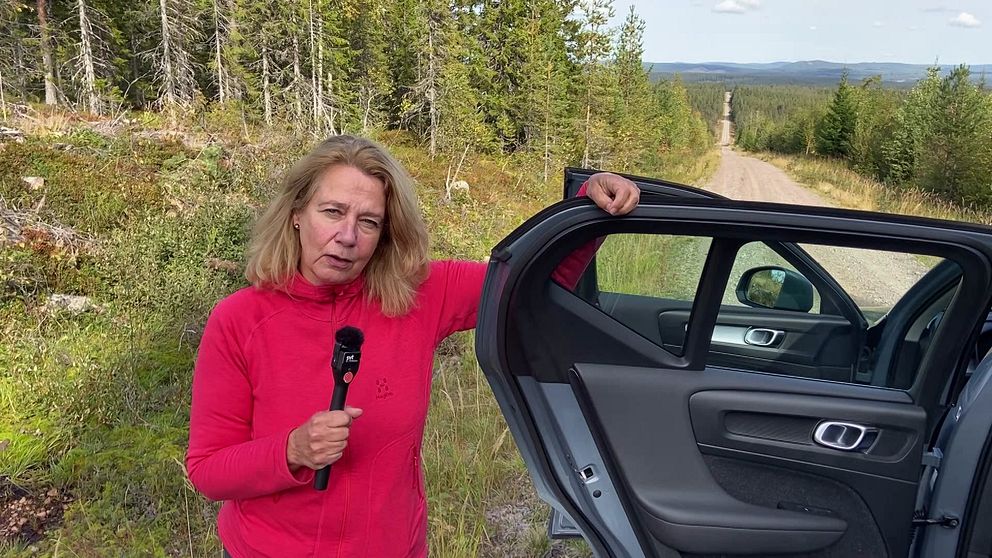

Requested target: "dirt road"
[
  {"left": 703, "top": 93, "right": 930, "bottom": 311},
  {"left": 718, "top": 91, "right": 732, "bottom": 146}
]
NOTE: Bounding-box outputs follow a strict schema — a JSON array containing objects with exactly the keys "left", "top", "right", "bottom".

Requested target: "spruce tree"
[
  {"left": 816, "top": 71, "right": 857, "bottom": 157},
  {"left": 921, "top": 65, "right": 992, "bottom": 203}
]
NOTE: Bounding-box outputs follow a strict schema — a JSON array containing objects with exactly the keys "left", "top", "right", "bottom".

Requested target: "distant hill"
[{"left": 647, "top": 60, "right": 992, "bottom": 87}]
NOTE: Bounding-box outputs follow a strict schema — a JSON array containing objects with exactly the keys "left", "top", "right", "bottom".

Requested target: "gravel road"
[{"left": 703, "top": 94, "right": 931, "bottom": 311}]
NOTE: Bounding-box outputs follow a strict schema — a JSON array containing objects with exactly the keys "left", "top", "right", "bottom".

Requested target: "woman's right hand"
[{"left": 287, "top": 406, "right": 363, "bottom": 471}]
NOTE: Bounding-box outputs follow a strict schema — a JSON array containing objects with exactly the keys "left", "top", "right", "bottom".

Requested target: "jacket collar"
[{"left": 286, "top": 271, "right": 365, "bottom": 302}]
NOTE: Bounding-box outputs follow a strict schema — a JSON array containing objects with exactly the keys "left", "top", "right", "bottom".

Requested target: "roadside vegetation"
[
  {"left": 729, "top": 67, "right": 992, "bottom": 209},
  {"left": 756, "top": 154, "right": 992, "bottom": 226},
  {"left": 0, "top": 0, "right": 718, "bottom": 556},
  {"left": 685, "top": 82, "right": 730, "bottom": 139}
]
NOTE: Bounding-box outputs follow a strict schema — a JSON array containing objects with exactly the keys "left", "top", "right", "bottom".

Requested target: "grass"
[
  {"left": 756, "top": 153, "right": 992, "bottom": 225},
  {"left": 0, "top": 108, "right": 717, "bottom": 556},
  {"left": 598, "top": 234, "right": 712, "bottom": 301}
]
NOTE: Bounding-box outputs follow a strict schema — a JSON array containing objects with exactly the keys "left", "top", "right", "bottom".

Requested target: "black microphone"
[{"left": 314, "top": 325, "right": 364, "bottom": 491}]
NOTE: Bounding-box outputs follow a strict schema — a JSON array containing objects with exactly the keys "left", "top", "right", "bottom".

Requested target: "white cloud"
[
  {"left": 809, "top": 25, "right": 817, "bottom": 30},
  {"left": 909, "top": 25, "right": 920, "bottom": 30},
  {"left": 872, "top": 21, "right": 884, "bottom": 28},
  {"left": 712, "top": 0, "right": 760, "bottom": 14},
  {"left": 949, "top": 12, "right": 981, "bottom": 27},
  {"left": 713, "top": 0, "right": 746, "bottom": 13}
]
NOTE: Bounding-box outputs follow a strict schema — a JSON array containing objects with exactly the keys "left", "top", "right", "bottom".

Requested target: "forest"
[
  {"left": 0, "top": 0, "right": 712, "bottom": 177},
  {"left": 730, "top": 68, "right": 992, "bottom": 206}
]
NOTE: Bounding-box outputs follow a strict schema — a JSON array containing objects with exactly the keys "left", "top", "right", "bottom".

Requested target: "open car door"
[{"left": 475, "top": 187, "right": 992, "bottom": 558}]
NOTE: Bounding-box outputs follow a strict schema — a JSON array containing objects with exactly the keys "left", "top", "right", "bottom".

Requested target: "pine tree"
[
  {"left": 345, "top": 0, "right": 391, "bottom": 133},
  {"left": 920, "top": 65, "right": 992, "bottom": 203},
  {"left": 155, "top": 0, "right": 200, "bottom": 109},
  {"left": 514, "top": 0, "right": 573, "bottom": 178},
  {"left": 436, "top": 1, "right": 492, "bottom": 154},
  {"left": 816, "top": 71, "right": 857, "bottom": 157},
  {"left": 0, "top": 1, "right": 26, "bottom": 118},
  {"left": 574, "top": 0, "right": 615, "bottom": 168},
  {"left": 610, "top": 5, "right": 651, "bottom": 172},
  {"left": 881, "top": 66, "right": 941, "bottom": 183},
  {"left": 850, "top": 75, "right": 898, "bottom": 176}
]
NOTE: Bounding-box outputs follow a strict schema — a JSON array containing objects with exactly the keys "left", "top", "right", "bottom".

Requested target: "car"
[{"left": 475, "top": 168, "right": 992, "bottom": 558}]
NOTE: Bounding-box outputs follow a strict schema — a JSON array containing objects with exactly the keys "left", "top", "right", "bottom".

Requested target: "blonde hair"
[{"left": 245, "top": 135, "right": 430, "bottom": 316}]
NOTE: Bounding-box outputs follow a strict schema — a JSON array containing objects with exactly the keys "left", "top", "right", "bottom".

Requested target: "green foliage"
[
  {"left": 685, "top": 82, "right": 728, "bottom": 139},
  {"left": 815, "top": 72, "right": 857, "bottom": 157},
  {"left": 898, "top": 66, "right": 992, "bottom": 204},
  {"left": 733, "top": 67, "right": 992, "bottom": 209},
  {"left": 731, "top": 84, "right": 832, "bottom": 153},
  {"left": 2, "top": 0, "right": 717, "bottom": 179},
  {"left": 849, "top": 76, "right": 901, "bottom": 176}
]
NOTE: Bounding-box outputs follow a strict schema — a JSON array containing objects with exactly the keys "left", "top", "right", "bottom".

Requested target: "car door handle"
[
  {"left": 744, "top": 328, "right": 784, "bottom": 347},
  {"left": 813, "top": 421, "right": 877, "bottom": 451}
]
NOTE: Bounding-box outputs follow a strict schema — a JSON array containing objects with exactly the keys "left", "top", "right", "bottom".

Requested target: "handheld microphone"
[{"left": 314, "top": 325, "right": 364, "bottom": 491}]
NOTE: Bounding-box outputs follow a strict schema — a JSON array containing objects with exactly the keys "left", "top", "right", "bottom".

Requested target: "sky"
[{"left": 608, "top": 1, "right": 989, "bottom": 65}]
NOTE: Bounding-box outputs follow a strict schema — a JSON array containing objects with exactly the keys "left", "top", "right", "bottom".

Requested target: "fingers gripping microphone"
[{"left": 314, "top": 325, "right": 364, "bottom": 491}]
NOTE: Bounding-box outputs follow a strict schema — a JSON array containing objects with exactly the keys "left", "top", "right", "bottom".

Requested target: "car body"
[{"left": 475, "top": 168, "right": 992, "bottom": 558}]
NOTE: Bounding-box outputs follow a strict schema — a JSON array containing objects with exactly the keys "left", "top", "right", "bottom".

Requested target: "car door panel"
[
  {"left": 689, "top": 390, "right": 923, "bottom": 479},
  {"left": 600, "top": 292, "right": 858, "bottom": 381},
  {"left": 477, "top": 197, "right": 992, "bottom": 557},
  {"left": 515, "top": 280, "right": 917, "bottom": 557},
  {"left": 568, "top": 335, "right": 920, "bottom": 557}
]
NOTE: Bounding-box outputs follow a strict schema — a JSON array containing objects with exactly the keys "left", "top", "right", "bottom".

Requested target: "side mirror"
[{"left": 736, "top": 266, "right": 814, "bottom": 313}]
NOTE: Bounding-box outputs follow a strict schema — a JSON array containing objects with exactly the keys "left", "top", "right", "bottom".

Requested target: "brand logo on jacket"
[{"left": 376, "top": 377, "right": 394, "bottom": 400}]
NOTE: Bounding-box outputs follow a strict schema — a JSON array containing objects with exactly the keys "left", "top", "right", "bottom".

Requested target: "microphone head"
[{"left": 335, "top": 325, "right": 364, "bottom": 348}]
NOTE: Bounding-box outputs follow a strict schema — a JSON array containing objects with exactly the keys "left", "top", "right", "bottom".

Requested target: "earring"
[{"left": 293, "top": 223, "right": 300, "bottom": 230}]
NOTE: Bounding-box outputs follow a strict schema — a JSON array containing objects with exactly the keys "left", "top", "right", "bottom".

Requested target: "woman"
[{"left": 186, "top": 134, "right": 639, "bottom": 557}]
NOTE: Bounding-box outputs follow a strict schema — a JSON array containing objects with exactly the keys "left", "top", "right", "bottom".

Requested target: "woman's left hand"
[{"left": 586, "top": 172, "right": 640, "bottom": 216}]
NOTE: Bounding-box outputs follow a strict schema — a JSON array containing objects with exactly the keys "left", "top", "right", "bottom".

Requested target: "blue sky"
[{"left": 609, "top": 1, "right": 989, "bottom": 65}]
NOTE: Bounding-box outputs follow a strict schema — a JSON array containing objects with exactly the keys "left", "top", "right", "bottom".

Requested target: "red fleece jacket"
[{"left": 187, "top": 261, "right": 487, "bottom": 557}]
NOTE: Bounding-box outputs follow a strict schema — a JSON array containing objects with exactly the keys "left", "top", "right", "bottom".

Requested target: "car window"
[
  {"left": 798, "top": 244, "right": 944, "bottom": 325},
  {"left": 597, "top": 234, "right": 711, "bottom": 300},
  {"left": 558, "top": 232, "right": 961, "bottom": 388}
]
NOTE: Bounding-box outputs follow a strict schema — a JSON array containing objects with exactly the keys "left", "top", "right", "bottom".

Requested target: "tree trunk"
[
  {"left": 582, "top": 99, "right": 591, "bottom": 168},
  {"left": 213, "top": 0, "right": 224, "bottom": 102},
  {"left": 317, "top": 15, "right": 331, "bottom": 133},
  {"left": 362, "top": 90, "right": 372, "bottom": 132},
  {"left": 159, "top": 0, "right": 176, "bottom": 107},
  {"left": 226, "top": 0, "right": 238, "bottom": 92},
  {"left": 307, "top": 0, "right": 319, "bottom": 134},
  {"left": 37, "top": 0, "right": 57, "bottom": 105},
  {"left": 261, "top": 43, "right": 271, "bottom": 125},
  {"left": 292, "top": 31, "right": 302, "bottom": 124},
  {"left": 426, "top": 15, "right": 437, "bottom": 157},
  {"left": 325, "top": 69, "right": 336, "bottom": 134},
  {"left": 544, "top": 61, "right": 551, "bottom": 182},
  {"left": 77, "top": 0, "right": 99, "bottom": 114},
  {"left": 0, "top": 66, "right": 7, "bottom": 120}
]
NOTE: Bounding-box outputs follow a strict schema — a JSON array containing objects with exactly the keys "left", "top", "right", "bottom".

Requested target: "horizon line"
[{"left": 647, "top": 59, "right": 992, "bottom": 66}]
